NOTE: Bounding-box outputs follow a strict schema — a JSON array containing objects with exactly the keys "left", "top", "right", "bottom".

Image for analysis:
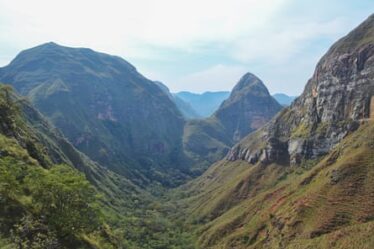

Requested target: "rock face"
[
  {"left": 214, "top": 72, "right": 282, "bottom": 142},
  {"left": 0, "top": 42, "right": 188, "bottom": 186},
  {"left": 228, "top": 14, "right": 374, "bottom": 165}
]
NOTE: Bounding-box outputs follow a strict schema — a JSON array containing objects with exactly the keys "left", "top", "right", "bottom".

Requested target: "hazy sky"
[{"left": 0, "top": 0, "right": 373, "bottom": 95}]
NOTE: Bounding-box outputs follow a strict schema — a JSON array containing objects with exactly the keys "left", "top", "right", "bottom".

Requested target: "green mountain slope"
[
  {"left": 179, "top": 122, "right": 374, "bottom": 249},
  {"left": 176, "top": 14, "right": 374, "bottom": 249},
  {"left": 0, "top": 43, "right": 189, "bottom": 187},
  {"left": 0, "top": 85, "right": 196, "bottom": 248},
  {"left": 0, "top": 85, "right": 134, "bottom": 248}
]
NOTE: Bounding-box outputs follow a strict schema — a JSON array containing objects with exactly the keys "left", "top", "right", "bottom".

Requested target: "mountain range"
[
  {"left": 272, "top": 93, "right": 297, "bottom": 106},
  {"left": 173, "top": 91, "right": 296, "bottom": 118},
  {"left": 174, "top": 91, "right": 230, "bottom": 118},
  {"left": 0, "top": 13, "right": 373, "bottom": 249}
]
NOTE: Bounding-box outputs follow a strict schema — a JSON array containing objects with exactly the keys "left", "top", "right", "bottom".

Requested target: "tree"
[{"left": 27, "top": 165, "right": 101, "bottom": 239}]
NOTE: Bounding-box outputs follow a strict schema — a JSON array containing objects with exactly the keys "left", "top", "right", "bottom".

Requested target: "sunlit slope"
[{"left": 179, "top": 122, "right": 374, "bottom": 248}]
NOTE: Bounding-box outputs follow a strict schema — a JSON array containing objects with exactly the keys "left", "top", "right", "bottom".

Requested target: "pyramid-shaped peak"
[{"left": 231, "top": 72, "right": 270, "bottom": 97}]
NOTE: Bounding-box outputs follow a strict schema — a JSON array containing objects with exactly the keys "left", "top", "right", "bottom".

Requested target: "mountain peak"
[
  {"left": 214, "top": 72, "right": 282, "bottom": 142},
  {"left": 40, "top": 41, "right": 59, "bottom": 47},
  {"left": 231, "top": 72, "right": 269, "bottom": 97},
  {"left": 4, "top": 42, "right": 137, "bottom": 92}
]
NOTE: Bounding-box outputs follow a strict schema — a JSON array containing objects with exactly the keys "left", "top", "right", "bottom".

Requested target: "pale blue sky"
[{"left": 0, "top": 0, "right": 373, "bottom": 95}]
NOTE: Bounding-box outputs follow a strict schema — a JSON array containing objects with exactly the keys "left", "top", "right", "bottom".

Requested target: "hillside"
[
  {"left": 0, "top": 85, "right": 135, "bottom": 248},
  {"left": 0, "top": 43, "right": 189, "bottom": 187},
  {"left": 0, "top": 84, "right": 196, "bottom": 248},
  {"left": 176, "top": 13, "right": 374, "bottom": 249},
  {"left": 179, "top": 122, "right": 374, "bottom": 249}
]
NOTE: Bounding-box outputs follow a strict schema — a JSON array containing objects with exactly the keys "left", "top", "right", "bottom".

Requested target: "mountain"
[
  {"left": 0, "top": 42, "right": 190, "bottom": 187},
  {"left": 177, "top": 14, "right": 374, "bottom": 249},
  {"left": 0, "top": 85, "right": 196, "bottom": 248},
  {"left": 154, "top": 81, "right": 200, "bottom": 119},
  {"left": 215, "top": 73, "right": 283, "bottom": 142},
  {"left": 175, "top": 91, "right": 230, "bottom": 117},
  {"left": 272, "top": 93, "right": 297, "bottom": 106},
  {"left": 183, "top": 73, "right": 283, "bottom": 172}
]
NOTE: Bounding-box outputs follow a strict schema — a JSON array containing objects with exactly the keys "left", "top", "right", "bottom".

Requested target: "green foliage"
[
  {"left": 0, "top": 149, "right": 102, "bottom": 247},
  {"left": 27, "top": 164, "right": 101, "bottom": 239},
  {"left": 0, "top": 85, "right": 20, "bottom": 131},
  {"left": 11, "top": 215, "right": 60, "bottom": 249}
]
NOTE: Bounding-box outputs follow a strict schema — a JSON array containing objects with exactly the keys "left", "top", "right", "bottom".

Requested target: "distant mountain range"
[
  {"left": 174, "top": 91, "right": 230, "bottom": 118},
  {"left": 173, "top": 91, "right": 296, "bottom": 119},
  {"left": 272, "top": 93, "right": 297, "bottom": 106}
]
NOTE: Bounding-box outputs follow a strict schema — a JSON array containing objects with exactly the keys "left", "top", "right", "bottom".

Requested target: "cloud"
[
  {"left": 0, "top": 0, "right": 373, "bottom": 95},
  {"left": 229, "top": 18, "right": 347, "bottom": 63},
  {"left": 172, "top": 64, "right": 248, "bottom": 93},
  {"left": 0, "top": 0, "right": 288, "bottom": 59}
]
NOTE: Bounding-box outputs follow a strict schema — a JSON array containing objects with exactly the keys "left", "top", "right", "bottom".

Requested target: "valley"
[{"left": 0, "top": 11, "right": 373, "bottom": 249}]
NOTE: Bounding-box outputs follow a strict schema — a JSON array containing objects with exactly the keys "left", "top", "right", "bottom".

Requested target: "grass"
[
  {"left": 291, "top": 122, "right": 311, "bottom": 139},
  {"left": 176, "top": 122, "right": 374, "bottom": 249}
]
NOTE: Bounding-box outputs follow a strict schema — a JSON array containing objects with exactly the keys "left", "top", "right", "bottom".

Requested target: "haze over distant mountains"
[
  {"left": 173, "top": 90, "right": 296, "bottom": 118},
  {"left": 272, "top": 93, "right": 297, "bottom": 106},
  {"left": 174, "top": 91, "right": 230, "bottom": 117}
]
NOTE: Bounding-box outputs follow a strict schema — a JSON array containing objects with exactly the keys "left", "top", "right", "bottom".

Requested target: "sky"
[{"left": 0, "top": 0, "right": 373, "bottom": 95}]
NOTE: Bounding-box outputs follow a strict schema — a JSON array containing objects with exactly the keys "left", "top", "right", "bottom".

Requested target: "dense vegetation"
[
  {"left": 0, "top": 43, "right": 189, "bottom": 188},
  {"left": 0, "top": 85, "right": 196, "bottom": 248}
]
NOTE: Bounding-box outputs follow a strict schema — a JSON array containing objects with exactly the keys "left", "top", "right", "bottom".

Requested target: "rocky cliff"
[{"left": 228, "top": 14, "right": 374, "bottom": 165}]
